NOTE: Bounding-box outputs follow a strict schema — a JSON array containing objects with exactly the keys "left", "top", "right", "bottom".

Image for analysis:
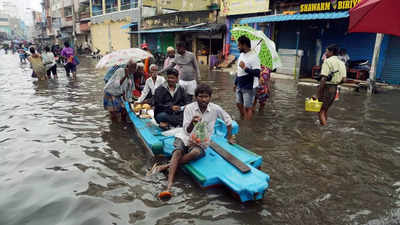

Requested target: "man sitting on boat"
[
  {"left": 103, "top": 60, "right": 137, "bottom": 122},
  {"left": 153, "top": 68, "right": 190, "bottom": 130},
  {"left": 153, "top": 84, "right": 235, "bottom": 198},
  {"left": 132, "top": 62, "right": 147, "bottom": 100},
  {"left": 136, "top": 64, "right": 165, "bottom": 105}
]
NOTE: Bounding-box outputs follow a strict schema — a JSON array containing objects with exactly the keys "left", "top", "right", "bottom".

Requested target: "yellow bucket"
[{"left": 305, "top": 98, "right": 323, "bottom": 112}]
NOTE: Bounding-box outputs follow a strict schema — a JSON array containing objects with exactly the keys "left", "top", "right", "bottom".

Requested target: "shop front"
[
  {"left": 377, "top": 35, "right": 400, "bottom": 84},
  {"left": 239, "top": 0, "right": 375, "bottom": 78},
  {"left": 134, "top": 25, "right": 226, "bottom": 66},
  {"left": 136, "top": 11, "right": 226, "bottom": 66}
]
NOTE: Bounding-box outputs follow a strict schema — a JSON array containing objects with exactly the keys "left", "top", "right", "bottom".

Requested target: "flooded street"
[{"left": 1, "top": 53, "right": 400, "bottom": 225}]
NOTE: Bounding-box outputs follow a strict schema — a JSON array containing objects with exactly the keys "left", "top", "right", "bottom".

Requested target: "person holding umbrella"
[
  {"left": 234, "top": 36, "right": 261, "bottom": 120},
  {"left": 231, "top": 26, "right": 281, "bottom": 118},
  {"left": 103, "top": 60, "right": 137, "bottom": 122}
]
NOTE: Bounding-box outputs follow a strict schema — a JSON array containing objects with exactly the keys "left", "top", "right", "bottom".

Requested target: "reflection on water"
[{"left": 1, "top": 54, "right": 400, "bottom": 225}]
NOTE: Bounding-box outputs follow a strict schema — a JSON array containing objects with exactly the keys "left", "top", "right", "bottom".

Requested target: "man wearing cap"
[
  {"left": 159, "top": 41, "right": 200, "bottom": 100},
  {"left": 141, "top": 43, "right": 153, "bottom": 74},
  {"left": 163, "top": 46, "right": 181, "bottom": 74}
]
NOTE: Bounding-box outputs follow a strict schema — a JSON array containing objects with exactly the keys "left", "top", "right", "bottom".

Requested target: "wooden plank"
[{"left": 210, "top": 141, "right": 251, "bottom": 173}]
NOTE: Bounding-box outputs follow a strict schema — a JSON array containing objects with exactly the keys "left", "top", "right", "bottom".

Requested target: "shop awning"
[
  {"left": 129, "top": 24, "right": 226, "bottom": 34},
  {"left": 121, "top": 22, "right": 137, "bottom": 29},
  {"left": 240, "top": 12, "right": 349, "bottom": 24}
]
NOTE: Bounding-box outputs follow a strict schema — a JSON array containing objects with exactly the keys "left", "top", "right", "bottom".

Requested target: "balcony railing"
[
  {"left": 80, "top": 11, "right": 90, "bottom": 19},
  {"left": 120, "top": 2, "right": 138, "bottom": 11},
  {"left": 92, "top": 9, "right": 103, "bottom": 16},
  {"left": 61, "top": 18, "right": 73, "bottom": 27},
  {"left": 91, "top": 1, "right": 139, "bottom": 17},
  {"left": 105, "top": 6, "right": 118, "bottom": 14}
]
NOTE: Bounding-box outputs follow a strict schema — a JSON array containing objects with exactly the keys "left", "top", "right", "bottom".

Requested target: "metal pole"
[
  {"left": 209, "top": 32, "right": 212, "bottom": 70},
  {"left": 137, "top": 0, "right": 142, "bottom": 46},
  {"left": 294, "top": 31, "right": 300, "bottom": 80}
]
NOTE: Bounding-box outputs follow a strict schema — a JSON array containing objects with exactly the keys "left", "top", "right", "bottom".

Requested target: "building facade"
[
  {"left": 135, "top": 0, "right": 223, "bottom": 66},
  {"left": 89, "top": 0, "right": 140, "bottom": 54},
  {"left": 0, "top": 14, "right": 11, "bottom": 39},
  {"left": 221, "top": 0, "right": 271, "bottom": 59},
  {"left": 39, "top": 0, "right": 92, "bottom": 48}
]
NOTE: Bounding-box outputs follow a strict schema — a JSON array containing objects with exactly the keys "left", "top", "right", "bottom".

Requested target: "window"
[
  {"left": 121, "top": 0, "right": 138, "bottom": 10},
  {"left": 106, "top": 0, "right": 118, "bottom": 13},
  {"left": 64, "top": 6, "right": 72, "bottom": 17},
  {"left": 91, "top": 0, "right": 103, "bottom": 16}
]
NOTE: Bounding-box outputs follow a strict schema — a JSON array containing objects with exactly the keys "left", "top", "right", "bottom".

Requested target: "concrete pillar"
[
  {"left": 89, "top": 0, "right": 92, "bottom": 17},
  {"left": 369, "top": 33, "right": 384, "bottom": 81},
  {"left": 368, "top": 33, "right": 384, "bottom": 95}
]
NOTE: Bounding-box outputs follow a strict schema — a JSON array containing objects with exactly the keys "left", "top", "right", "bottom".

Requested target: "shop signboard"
[
  {"left": 220, "top": 0, "right": 270, "bottom": 16},
  {"left": 299, "top": 0, "right": 361, "bottom": 13}
]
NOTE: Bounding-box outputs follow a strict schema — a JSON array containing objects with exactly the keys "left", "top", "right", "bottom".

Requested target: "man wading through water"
[
  {"left": 234, "top": 36, "right": 261, "bottom": 120},
  {"left": 316, "top": 44, "right": 346, "bottom": 126}
]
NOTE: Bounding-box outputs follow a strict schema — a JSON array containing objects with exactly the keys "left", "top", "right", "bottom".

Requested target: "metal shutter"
[{"left": 381, "top": 36, "right": 400, "bottom": 85}]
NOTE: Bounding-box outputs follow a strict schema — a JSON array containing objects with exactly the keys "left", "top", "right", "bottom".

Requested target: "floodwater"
[{"left": 1, "top": 53, "right": 400, "bottom": 225}]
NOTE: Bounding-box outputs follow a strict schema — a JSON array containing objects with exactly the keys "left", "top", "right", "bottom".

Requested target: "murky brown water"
[{"left": 1, "top": 53, "right": 400, "bottom": 225}]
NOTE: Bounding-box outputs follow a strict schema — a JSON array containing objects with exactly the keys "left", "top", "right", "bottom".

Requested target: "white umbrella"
[{"left": 96, "top": 48, "right": 153, "bottom": 69}]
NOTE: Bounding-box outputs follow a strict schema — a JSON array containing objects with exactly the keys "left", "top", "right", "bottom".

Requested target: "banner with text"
[
  {"left": 221, "top": 0, "right": 270, "bottom": 16},
  {"left": 300, "top": 0, "right": 361, "bottom": 13}
]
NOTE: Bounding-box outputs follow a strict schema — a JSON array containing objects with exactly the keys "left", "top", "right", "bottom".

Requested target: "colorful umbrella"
[
  {"left": 231, "top": 26, "right": 281, "bottom": 70},
  {"left": 349, "top": 0, "right": 400, "bottom": 36},
  {"left": 96, "top": 48, "right": 153, "bottom": 69}
]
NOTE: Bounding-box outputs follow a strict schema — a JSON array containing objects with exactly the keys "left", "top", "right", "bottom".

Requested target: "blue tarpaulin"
[
  {"left": 121, "top": 23, "right": 137, "bottom": 29},
  {"left": 129, "top": 27, "right": 211, "bottom": 34},
  {"left": 240, "top": 12, "right": 349, "bottom": 24}
]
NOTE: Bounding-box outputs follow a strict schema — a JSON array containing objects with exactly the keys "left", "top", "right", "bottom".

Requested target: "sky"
[
  {"left": 30, "top": 0, "right": 42, "bottom": 11},
  {"left": 15, "top": 0, "right": 42, "bottom": 25}
]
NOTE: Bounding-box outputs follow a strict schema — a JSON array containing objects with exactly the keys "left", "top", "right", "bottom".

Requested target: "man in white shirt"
[
  {"left": 151, "top": 84, "right": 235, "bottom": 199},
  {"left": 136, "top": 64, "right": 165, "bottom": 104},
  {"left": 42, "top": 46, "right": 57, "bottom": 79},
  {"left": 234, "top": 36, "right": 261, "bottom": 120}
]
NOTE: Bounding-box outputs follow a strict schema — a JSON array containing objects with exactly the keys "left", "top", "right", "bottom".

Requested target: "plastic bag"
[{"left": 190, "top": 121, "right": 209, "bottom": 148}]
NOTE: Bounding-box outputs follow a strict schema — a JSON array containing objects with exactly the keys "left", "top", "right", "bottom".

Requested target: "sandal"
[{"left": 159, "top": 191, "right": 172, "bottom": 200}]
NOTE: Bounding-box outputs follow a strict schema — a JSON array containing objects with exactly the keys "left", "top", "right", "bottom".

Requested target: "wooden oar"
[{"left": 209, "top": 141, "right": 251, "bottom": 173}]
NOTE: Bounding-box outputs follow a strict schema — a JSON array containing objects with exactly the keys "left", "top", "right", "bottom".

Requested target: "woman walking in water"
[
  {"left": 61, "top": 42, "right": 78, "bottom": 79},
  {"left": 27, "top": 47, "right": 47, "bottom": 81}
]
